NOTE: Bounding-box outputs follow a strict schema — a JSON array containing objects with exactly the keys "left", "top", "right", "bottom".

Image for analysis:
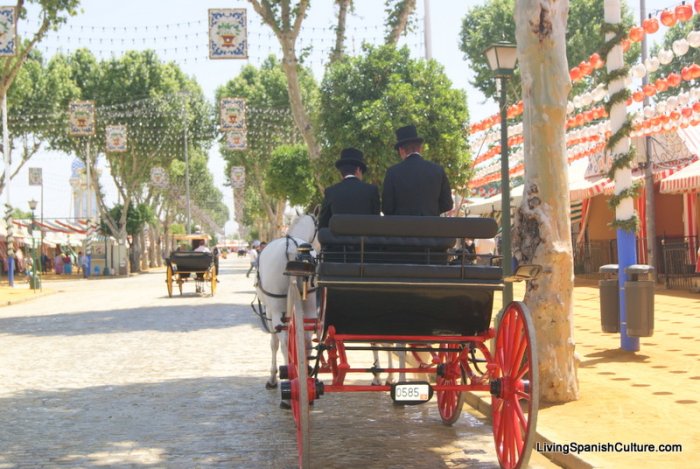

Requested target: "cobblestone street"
[{"left": 0, "top": 257, "right": 550, "bottom": 468}]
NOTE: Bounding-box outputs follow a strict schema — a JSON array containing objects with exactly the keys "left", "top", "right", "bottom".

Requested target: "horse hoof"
[
  {"left": 371, "top": 380, "right": 381, "bottom": 386},
  {"left": 265, "top": 382, "right": 278, "bottom": 390},
  {"left": 280, "top": 400, "right": 291, "bottom": 410}
]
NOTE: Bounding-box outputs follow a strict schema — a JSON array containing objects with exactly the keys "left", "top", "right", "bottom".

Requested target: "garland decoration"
[{"left": 599, "top": 20, "right": 637, "bottom": 232}]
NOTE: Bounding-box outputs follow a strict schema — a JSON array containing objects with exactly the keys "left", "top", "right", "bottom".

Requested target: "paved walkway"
[
  {"left": 0, "top": 264, "right": 700, "bottom": 469},
  {"left": 488, "top": 280, "right": 700, "bottom": 468}
]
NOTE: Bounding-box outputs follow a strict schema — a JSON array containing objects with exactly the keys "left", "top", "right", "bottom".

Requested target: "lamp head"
[
  {"left": 28, "top": 199, "right": 38, "bottom": 211},
  {"left": 484, "top": 42, "right": 518, "bottom": 77}
]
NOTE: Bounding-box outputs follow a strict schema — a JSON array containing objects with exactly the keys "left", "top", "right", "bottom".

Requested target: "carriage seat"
[{"left": 168, "top": 251, "right": 213, "bottom": 273}]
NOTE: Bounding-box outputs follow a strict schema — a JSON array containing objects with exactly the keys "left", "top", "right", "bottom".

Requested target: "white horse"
[{"left": 256, "top": 214, "right": 318, "bottom": 406}]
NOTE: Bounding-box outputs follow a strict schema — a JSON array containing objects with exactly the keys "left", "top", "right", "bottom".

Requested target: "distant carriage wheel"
[
  {"left": 436, "top": 343, "right": 466, "bottom": 426},
  {"left": 491, "top": 301, "right": 539, "bottom": 469},
  {"left": 166, "top": 265, "right": 173, "bottom": 297},
  {"left": 287, "top": 280, "right": 311, "bottom": 469}
]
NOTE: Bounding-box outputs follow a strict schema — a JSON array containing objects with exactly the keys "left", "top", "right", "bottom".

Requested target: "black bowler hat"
[
  {"left": 394, "top": 124, "right": 424, "bottom": 150},
  {"left": 335, "top": 147, "right": 367, "bottom": 172}
]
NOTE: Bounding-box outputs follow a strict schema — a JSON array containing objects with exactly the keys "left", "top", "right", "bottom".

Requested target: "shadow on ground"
[{"left": 0, "top": 376, "right": 500, "bottom": 469}]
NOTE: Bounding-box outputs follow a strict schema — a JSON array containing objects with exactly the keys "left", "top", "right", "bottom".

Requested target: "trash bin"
[
  {"left": 599, "top": 264, "right": 620, "bottom": 333},
  {"left": 29, "top": 274, "right": 41, "bottom": 290},
  {"left": 625, "top": 264, "right": 655, "bottom": 337}
]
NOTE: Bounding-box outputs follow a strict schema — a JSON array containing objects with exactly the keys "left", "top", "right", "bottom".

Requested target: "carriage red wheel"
[
  {"left": 436, "top": 343, "right": 465, "bottom": 425},
  {"left": 491, "top": 301, "right": 539, "bottom": 469},
  {"left": 287, "top": 279, "right": 311, "bottom": 469}
]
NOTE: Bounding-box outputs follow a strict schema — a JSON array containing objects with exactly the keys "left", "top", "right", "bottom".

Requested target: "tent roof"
[{"left": 660, "top": 158, "right": 700, "bottom": 194}]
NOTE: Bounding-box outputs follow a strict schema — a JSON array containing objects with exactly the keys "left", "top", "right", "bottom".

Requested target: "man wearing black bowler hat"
[
  {"left": 382, "top": 124, "right": 453, "bottom": 216},
  {"left": 319, "top": 147, "right": 380, "bottom": 228}
]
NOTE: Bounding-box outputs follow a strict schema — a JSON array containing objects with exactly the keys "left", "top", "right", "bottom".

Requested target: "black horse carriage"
[
  {"left": 281, "top": 215, "right": 540, "bottom": 469},
  {"left": 165, "top": 234, "right": 217, "bottom": 297}
]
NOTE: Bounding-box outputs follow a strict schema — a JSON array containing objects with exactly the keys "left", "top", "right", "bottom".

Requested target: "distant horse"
[{"left": 255, "top": 213, "right": 318, "bottom": 407}]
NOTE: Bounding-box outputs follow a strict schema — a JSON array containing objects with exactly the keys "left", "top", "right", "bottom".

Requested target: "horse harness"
[{"left": 253, "top": 235, "right": 318, "bottom": 333}]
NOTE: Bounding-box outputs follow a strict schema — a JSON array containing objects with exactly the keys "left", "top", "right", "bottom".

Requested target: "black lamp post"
[
  {"left": 484, "top": 41, "right": 518, "bottom": 307},
  {"left": 28, "top": 199, "right": 39, "bottom": 290}
]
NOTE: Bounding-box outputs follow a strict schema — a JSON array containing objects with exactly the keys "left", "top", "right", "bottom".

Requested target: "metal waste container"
[
  {"left": 599, "top": 264, "right": 620, "bottom": 333},
  {"left": 625, "top": 264, "right": 655, "bottom": 337}
]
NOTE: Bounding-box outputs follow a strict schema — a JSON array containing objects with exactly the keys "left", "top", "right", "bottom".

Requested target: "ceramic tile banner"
[
  {"left": 150, "top": 166, "right": 168, "bottom": 188},
  {"left": 106, "top": 124, "right": 127, "bottom": 152},
  {"left": 230, "top": 166, "right": 245, "bottom": 188},
  {"left": 220, "top": 97, "right": 246, "bottom": 131},
  {"left": 28, "top": 167, "right": 42, "bottom": 186},
  {"left": 209, "top": 8, "right": 247, "bottom": 60},
  {"left": 225, "top": 131, "right": 247, "bottom": 151},
  {"left": 69, "top": 101, "right": 96, "bottom": 136},
  {"left": 0, "top": 6, "right": 16, "bottom": 57}
]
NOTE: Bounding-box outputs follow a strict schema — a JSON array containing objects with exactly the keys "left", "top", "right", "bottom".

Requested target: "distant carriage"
[
  {"left": 279, "top": 215, "right": 540, "bottom": 469},
  {"left": 165, "top": 234, "right": 217, "bottom": 297}
]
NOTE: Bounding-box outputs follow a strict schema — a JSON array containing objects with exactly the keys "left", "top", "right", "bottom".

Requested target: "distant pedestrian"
[
  {"left": 54, "top": 252, "right": 64, "bottom": 275},
  {"left": 79, "top": 251, "right": 88, "bottom": 278},
  {"left": 246, "top": 241, "right": 260, "bottom": 278}
]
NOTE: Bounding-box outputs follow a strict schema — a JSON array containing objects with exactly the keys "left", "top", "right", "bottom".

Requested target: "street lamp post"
[
  {"left": 28, "top": 199, "right": 39, "bottom": 290},
  {"left": 484, "top": 42, "right": 518, "bottom": 307}
]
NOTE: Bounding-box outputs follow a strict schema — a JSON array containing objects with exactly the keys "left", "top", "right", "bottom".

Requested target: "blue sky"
[{"left": 10, "top": 0, "right": 674, "bottom": 229}]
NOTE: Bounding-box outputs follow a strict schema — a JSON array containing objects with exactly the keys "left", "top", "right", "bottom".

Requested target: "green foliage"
[
  {"left": 216, "top": 56, "right": 319, "bottom": 227},
  {"left": 102, "top": 203, "right": 154, "bottom": 237},
  {"left": 318, "top": 44, "right": 469, "bottom": 191},
  {"left": 12, "top": 208, "right": 31, "bottom": 219},
  {"left": 458, "top": 0, "right": 638, "bottom": 101},
  {"left": 265, "top": 144, "right": 315, "bottom": 206}
]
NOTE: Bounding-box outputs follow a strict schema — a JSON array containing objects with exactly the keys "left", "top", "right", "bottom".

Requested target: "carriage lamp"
[
  {"left": 28, "top": 199, "right": 40, "bottom": 291},
  {"left": 484, "top": 41, "right": 517, "bottom": 307}
]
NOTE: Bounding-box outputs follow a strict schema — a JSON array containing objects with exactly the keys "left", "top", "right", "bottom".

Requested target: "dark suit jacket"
[
  {"left": 319, "top": 176, "right": 381, "bottom": 228},
  {"left": 382, "top": 153, "right": 453, "bottom": 216}
]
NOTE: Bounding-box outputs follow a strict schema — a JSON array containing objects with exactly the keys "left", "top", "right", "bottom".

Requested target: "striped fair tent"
[{"left": 659, "top": 158, "right": 700, "bottom": 194}]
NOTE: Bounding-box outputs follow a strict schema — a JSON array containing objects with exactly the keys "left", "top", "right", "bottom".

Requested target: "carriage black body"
[{"left": 282, "top": 215, "right": 539, "bottom": 469}]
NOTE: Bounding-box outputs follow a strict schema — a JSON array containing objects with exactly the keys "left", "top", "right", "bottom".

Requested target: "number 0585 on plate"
[{"left": 390, "top": 382, "right": 433, "bottom": 405}]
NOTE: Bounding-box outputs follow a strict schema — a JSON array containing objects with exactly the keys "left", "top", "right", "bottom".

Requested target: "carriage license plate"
[{"left": 391, "top": 382, "right": 433, "bottom": 405}]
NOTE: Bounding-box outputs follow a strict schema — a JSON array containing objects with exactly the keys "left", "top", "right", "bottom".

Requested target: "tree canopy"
[
  {"left": 216, "top": 56, "right": 318, "bottom": 239},
  {"left": 318, "top": 44, "right": 470, "bottom": 191},
  {"left": 459, "top": 0, "right": 638, "bottom": 102}
]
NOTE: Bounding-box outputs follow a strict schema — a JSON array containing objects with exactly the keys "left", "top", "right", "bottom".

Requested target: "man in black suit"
[
  {"left": 382, "top": 125, "right": 453, "bottom": 216},
  {"left": 319, "top": 147, "right": 380, "bottom": 228}
]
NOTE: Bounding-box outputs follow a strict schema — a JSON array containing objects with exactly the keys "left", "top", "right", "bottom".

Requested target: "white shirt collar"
[{"left": 344, "top": 175, "right": 358, "bottom": 180}]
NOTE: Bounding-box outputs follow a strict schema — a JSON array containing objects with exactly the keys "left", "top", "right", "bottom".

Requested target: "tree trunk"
[
  {"left": 280, "top": 39, "right": 320, "bottom": 161},
  {"left": 514, "top": 0, "right": 579, "bottom": 403},
  {"left": 331, "top": 0, "right": 352, "bottom": 63},
  {"left": 385, "top": 0, "right": 416, "bottom": 46}
]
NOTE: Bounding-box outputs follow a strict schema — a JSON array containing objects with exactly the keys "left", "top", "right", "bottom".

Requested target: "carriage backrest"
[
  {"left": 169, "top": 251, "right": 213, "bottom": 272},
  {"left": 329, "top": 215, "right": 498, "bottom": 239}
]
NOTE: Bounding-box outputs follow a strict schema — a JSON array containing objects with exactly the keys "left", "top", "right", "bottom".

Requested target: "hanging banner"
[
  {"left": 220, "top": 97, "right": 246, "bottom": 131},
  {"left": 105, "top": 124, "right": 127, "bottom": 152},
  {"left": 208, "top": 8, "right": 248, "bottom": 60},
  {"left": 0, "top": 6, "right": 16, "bottom": 57},
  {"left": 150, "top": 166, "right": 168, "bottom": 188},
  {"left": 225, "top": 131, "right": 247, "bottom": 151},
  {"left": 69, "top": 101, "right": 96, "bottom": 136},
  {"left": 230, "top": 166, "right": 245, "bottom": 188},
  {"left": 28, "top": 167, "right": 42, "bottom": 186}
]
